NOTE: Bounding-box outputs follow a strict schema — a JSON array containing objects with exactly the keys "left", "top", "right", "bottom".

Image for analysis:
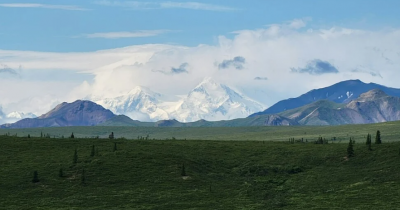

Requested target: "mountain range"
[
  {"left": 3, "top": 79, "right": 400, "bottom": 128},
  {"left": 92, "top": 77, "right": 265, "bottom": 122}
]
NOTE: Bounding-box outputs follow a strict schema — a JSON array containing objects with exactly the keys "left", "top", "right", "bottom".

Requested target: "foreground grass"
[{"left": 1, "top": 135, "right": 400, "bottom": 209}]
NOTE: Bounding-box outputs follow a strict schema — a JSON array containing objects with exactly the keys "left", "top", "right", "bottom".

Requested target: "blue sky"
[
  {"left": 1, "top": 0, "right": 400, "bottom": 52},
  {"left": 1, "top": 0, "right": 400, "bottom": 120}
]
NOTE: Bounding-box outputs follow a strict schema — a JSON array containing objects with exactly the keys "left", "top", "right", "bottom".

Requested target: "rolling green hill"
[{"left": 1, "top": 135, "right": 400, "bottom": 209}]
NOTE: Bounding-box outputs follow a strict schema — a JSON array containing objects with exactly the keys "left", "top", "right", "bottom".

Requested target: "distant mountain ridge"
[
  {"left": 92, "top": 78, "right": 265, "bottom": 122},
  {"left": 98, "top": 89, "right": 400, "bottom": 127},
  {"left": 1, "top": 100, "right": 115, "bottom": 128},
  {"left": 250, "top": 79, "right": 400, "bottom": 116},
  {"left": 3, "top": 80, "right": 400, "bottom": 128}
]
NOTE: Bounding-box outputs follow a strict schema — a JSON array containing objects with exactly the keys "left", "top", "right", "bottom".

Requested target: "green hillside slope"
[{"left": 1, "top": 136, "right": 400, "bottom": 209}]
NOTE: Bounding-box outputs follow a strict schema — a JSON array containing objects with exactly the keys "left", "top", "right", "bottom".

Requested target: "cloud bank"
[{"left": 1, "top": 20, "right": 400, "bottom": 117}]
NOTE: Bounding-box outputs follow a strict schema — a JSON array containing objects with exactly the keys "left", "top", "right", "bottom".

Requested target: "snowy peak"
[
  {"left": 171, "top": 78, "right": 265, "bottom": 122},
  {"left": 6, "top": 112, "right": 36, "bottom": 119},
  {"left": 90, "top": 79, "right": 265, "bottom": 122},
  {"left": 92, "top": 86, "right": 169, "bottom": 121}
]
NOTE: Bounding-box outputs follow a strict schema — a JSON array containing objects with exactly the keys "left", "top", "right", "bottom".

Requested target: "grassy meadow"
[
  {"left": 2, "top": 120, "right": 400, "bottom": 142},
  {"left": 1, "top": 122, "right": 400, "bottom": 209}
]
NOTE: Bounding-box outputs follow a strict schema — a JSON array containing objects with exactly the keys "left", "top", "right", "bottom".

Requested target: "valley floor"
[
  {"left": 1, "top": 134, "right": 400, "bottom": 209},
  {"left": 2, "top": 120, "right": 400, "bottom": 142}
]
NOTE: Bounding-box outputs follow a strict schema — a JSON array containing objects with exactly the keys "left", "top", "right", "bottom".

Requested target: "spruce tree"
[
  {"left": 73, "top": 149, "right": 78, "bottom": 164},
  {"left": 59, "top": 168, "right": 64, "bottom": 177},
  {"left": 70, "top": 132, "right": 75, "bottom": 139},
  {"left": 81, "top": 169, "right": 85, "bottom": 184},
  {"left": 40, "top": 132, "right": 43, "bottom": 138},
  {"left": 347, "top": 138, "right": 354, "bottom": 157},
  {"left": 28, "top": 134, "right": 30, "bottom": 138},
  {"left": 366, "top": 134, "right": 372, "bottom": 150},
  {"left": 181, "top": 163, "right": 186, "bottom": 176},
  {"left": 375, "top": 130, "right": 381, "bottom": 144},
  {"left": 90, "top": 145, "right": 95, "bottom": 157},
  {"left": 32, "top": 171, "right": 39, "bottom": 183}
]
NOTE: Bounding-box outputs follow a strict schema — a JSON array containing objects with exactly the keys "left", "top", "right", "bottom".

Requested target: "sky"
[{"left": 1, "top": 0, "right": 400, "bottom": 117}]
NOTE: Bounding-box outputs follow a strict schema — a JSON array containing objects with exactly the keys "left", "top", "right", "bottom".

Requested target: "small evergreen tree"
[
  {"left": 73, "top": 149, "right": 78, "bottom": 164},
  {"left": 59, "top": 168, "right": 64, "bottom": 177},
  {"left": 70, "top": 132, "right": 75, "bottom": 139},
  {"left": 40, "top": 132, "right": 43, "bottom": 138},
  {"left": 90, "top": 145, "right": 95, "bottom": 157},
  {"left": 109, "top": 132, "right": 114, "bottom": 139},
  {"left": 181, "top": 163, "right": 186, "bottom": 176},
  {"left": 113, "top": 142, "right": 117, "bottom": 152},
  {"left": 32, "top": 171, "right": 39, "bottom": 183},
  {"left": 28, "top": 134, "right": 30, "bottom": 138},
  {"left": 366, "top": 134, "right": 372, "bottom": 150},
  {"left": 347, "top": 138, "right": 354, "bottom": 157},
  {"left": 81, "top": 169, "right": 85, "bottom": 184},
  {"left": 375, "top": 130, "right": 381, "bottom": 144}
]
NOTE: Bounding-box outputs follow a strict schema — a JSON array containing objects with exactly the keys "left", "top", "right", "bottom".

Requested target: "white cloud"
[
  {"left": 0, "top": 3, "right": 87, "bottom": 11},
  {"left": 1, "top": 19, "right": 400, "bottom": 119},
  {"left": 82, "top": 30, "right": 171, "bottom": 39},
  {"left": 94, "top": 1, "right": 236, "bottom": 11},
  {"left": 288, "top": 19, "right": 307, "bottom": 29}
]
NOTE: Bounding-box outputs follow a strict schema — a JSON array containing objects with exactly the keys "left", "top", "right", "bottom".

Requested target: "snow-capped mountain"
[
  {"left": 169, "top": 78, "right": 265, "bottom": 122},
  {"left": 92, "top": 86, "right": 170, "bottom": 121},
  {"left": 6, "top": 112, "right": 37, "bottom": 119},
  {"left": 90, "top": 78, "right": 265, "bottom": 122},
  {"left": 0, "top": 106, "right": 37, "bottom": 124}
]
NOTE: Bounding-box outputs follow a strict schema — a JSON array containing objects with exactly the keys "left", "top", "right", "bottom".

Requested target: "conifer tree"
[
  {"left": 90, "top": 145, "right": 95, "bottom": 157},
  {"left": 32, "top": 171, "right": 39, "bottom": 183},
  {"left": 28, "top": 134, "right": 30, "bottom": 138},
  {"left": 70, "top": 132, "right": 75, "bottom": 139},
  {"left": 181, "top": 163, "right": 186, "bottom": 176},
  {"left": 81, "top": 169, "right": 85, "bottom": 184},
  {"left": 113, "top": 142, "right": 117, "bottom": 152},
  {"left": 347, "top": 138, "right": 354, "bottom": 157},
  {"left": 59, "top": 168, "right": 64, "bottom": 177},
  {"left": 375, "top": 130, "right": 381, "bottom": 144},
  {"left": 40, "top": 132, "right": 43, "bottom": 138},
  {"left": 73, "top": 149, "right": 78, "bottom": 164},
  {"left": 366, "top": 134, "right": 372, "bottom": 150}
]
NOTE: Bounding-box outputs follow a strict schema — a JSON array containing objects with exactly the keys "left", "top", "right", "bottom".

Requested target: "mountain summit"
[
  {"left": 1, "top": 100, "right": 115, "bottom": 128},
  {"left": 250, "top": 79, "right": 400, "bottom": 117},
  {"left": 169, "top": 78, "right": 265, "bottom": 122}
]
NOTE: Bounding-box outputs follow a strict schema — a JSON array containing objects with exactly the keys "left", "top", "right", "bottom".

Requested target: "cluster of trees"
[{"left": 347, "top": 130, "right": 382, "bottom": 158}]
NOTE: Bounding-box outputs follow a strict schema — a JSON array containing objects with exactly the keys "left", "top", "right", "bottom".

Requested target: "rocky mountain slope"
[
  {"left": 1, "top": 100, "right": 115, "bottom": 128},
  {"left": 276, "top": 89, "right": 400, "bottom": 125},
  {"left": 250, "top": 79, "right": 400, "bottom": 116}
]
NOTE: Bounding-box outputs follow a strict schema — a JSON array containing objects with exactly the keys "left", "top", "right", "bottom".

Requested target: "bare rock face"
[
  {"left": 346, "top": 89, "right": 400, "bottom": 123},
  {"left": 263, "top": 115, "right": 299, "bottom": 126},
  {"left": 1, "top": 100, "right": 115, "bottom": 128}
]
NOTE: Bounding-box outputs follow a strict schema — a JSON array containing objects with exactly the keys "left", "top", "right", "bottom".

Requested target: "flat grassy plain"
[
  {"left": 1, "top": 122, "right": 400, "bottom": 209},
  {"left": 2, "top": 120, "right": 400, "bottom": 142}
]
